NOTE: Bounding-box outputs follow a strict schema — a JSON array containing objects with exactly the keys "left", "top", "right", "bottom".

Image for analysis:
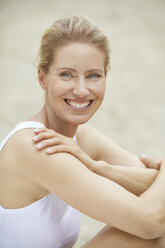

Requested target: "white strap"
[{"left": 0, "top": 122, "right": 45, "bottom": 152}]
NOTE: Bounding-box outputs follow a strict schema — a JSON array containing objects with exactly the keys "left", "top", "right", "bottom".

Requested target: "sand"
[{"left": 0, "top": 0, "right": 165, "bottom": 246}]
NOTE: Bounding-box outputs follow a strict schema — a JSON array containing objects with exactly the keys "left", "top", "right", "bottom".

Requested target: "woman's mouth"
[{"left": 64, "top": 99, "right": 93, "bottom": 109}]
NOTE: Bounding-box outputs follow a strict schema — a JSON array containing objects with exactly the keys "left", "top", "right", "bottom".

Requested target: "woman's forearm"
[
  {"left": 139, "top": 160, "right": 165, "bottom": 238},
  {"left": 94, "top": 161, "right": 158, "bottom": 196},
  {"left": 95, "top": 160, "right": 165, "bottom": 238},
  {"left": 69, "top": 148, "right": 158, "bottom": 196}
]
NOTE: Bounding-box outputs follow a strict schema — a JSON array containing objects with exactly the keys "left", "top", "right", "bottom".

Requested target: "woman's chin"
[{"left": 66, "top": 116, "right": 91, "bottom": 126}]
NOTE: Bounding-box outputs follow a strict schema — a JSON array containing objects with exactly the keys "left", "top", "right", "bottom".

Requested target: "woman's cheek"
[{"left": 97, "top": 82, "right": 106, "bottom": 98}]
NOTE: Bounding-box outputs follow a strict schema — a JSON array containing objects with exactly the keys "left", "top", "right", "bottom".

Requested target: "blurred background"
[{"left": 0, "top": 0, "right": 165, "bottom": 246}]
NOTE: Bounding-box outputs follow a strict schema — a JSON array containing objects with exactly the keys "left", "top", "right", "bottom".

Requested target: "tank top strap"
[{"left": 0, "top": 121, "right": 45, "bottom": 152}]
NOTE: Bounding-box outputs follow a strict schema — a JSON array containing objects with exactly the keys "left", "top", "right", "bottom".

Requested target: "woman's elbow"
[{"left": 139, "top": 206, "right": 165, "bottom": 240}]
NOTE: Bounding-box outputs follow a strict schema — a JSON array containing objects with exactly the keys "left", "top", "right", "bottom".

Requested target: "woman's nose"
[{"left": 73, "top": 79, "right": 89, "bottom": 98}]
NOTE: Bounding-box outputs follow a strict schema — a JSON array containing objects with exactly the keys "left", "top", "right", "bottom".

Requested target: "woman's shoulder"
[
  {"left": 0, "top": 128, "right": 37, "bottom": 163},
  {"left": 0, "top": 121, "right": 45, "bottom": 154},
  {"left": 6, "top": 128, "right": 36, "bottom": 149},
  {"left": 76, "top": 124, "right": 94, "bottom": 145},
  {"left": 76, "top": 124, "right": 108, "bottom": 145},
  {"left": 77, "top": 124, "right": 96, "bottom": 137},
  {"left": 2, "top": 128, "right": 75, "bottom": 186},
  {"left": 76, "top": 124, "right": 104, "bottom": 159}
]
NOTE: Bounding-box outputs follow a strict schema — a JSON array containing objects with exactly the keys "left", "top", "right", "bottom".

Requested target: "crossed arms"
[{"left": 12, "top": 125, "right": 165, "bottom": 240}]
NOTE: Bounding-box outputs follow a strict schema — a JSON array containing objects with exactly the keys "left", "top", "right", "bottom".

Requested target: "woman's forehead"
[{"left": 52, "top": 42, "right": 105, "bottom": 70}]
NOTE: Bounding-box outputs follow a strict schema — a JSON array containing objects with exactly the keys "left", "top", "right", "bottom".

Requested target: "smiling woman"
[{"left": 0, "top": 15, "right": 165, "bottom": 248}]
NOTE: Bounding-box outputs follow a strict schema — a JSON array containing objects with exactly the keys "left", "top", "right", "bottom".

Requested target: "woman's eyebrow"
[
  {"left": 87, "top": 69, "right": 104, "bottom": 73},
  {"left": 57, "top": 67, "right": 76, "bottom": 72},
  {"left": 57, "top": 67, "right": 104, "bottom": 74}
]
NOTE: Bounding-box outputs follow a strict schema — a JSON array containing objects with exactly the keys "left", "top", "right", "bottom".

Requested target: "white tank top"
[{"left": 0, "top": 122, "right": 81, "bottom": 248}]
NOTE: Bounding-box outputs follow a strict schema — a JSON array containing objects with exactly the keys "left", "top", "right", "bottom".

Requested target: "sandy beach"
[{"left": 0, "top": 0, "right": 165, "bottom": 246}]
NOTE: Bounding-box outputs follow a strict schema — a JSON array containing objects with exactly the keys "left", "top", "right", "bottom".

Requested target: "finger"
[
  {"left": 32, "top": 131, "right": 58, "bottom": 143},
  {"left": 33, "top": 127, "right": 47, "bottom": 134},
  {"left": 160, "top": 159, "right": 165, "bottom": 167},
  {"left": 46, "top": 145, "right": 71, "bottom": 154},
  {"left": 35, "top": 138, "right": 60, "bottom": 150},
  {"left": 33, "top": 127, "right": 58, "bottom": 135},
  {"left": 139, "top": 155, "right": 161, "bottom": 169}
]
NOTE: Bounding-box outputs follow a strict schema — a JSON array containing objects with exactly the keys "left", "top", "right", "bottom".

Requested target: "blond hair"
[{"left": 38, "top": 16, "right": 110, "bottom": 75}]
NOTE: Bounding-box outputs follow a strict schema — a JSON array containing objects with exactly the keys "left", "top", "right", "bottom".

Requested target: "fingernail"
[
  {"left": 32, "top": 135, "right": 39, "bottom": 141},
  {"left": 36, "top": 143, "right": 43, "bottom": 149},
  {"left": 140, "top": 154, "right": 147, "bottom": 158},
  {"left": 46, "top": 148, "right": 53, "bottom": 154},
  {"left": 34, "top": 129, "right": 40, "bottom": 132}
]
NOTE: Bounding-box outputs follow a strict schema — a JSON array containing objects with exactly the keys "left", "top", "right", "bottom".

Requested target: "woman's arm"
[
  {"left": 11, "top": 129, "right": 165, "bottom": 239},
  {"left": 140, "top": 160, "right": 165, "bottom": 237},
  {"left": 95, "top": 162, "right": 157, "bottom": 196},
  {"left": 82, "top": 225, "right": 165, "bottom": 248},
  {"left": 32, "top": 127, "right": 158, "bottom": 196},
  {"left": 77, "top": 124, "right": 147, "bottom": 168}
]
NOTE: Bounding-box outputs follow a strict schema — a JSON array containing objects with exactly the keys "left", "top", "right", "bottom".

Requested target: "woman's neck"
[{"left": 28, "top": 106, "right": 78, "bottom": 138}]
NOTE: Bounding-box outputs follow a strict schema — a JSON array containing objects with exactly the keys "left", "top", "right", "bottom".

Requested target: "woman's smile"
[{"left": 64, "top": 99, "right": 93, "bottom": 110}]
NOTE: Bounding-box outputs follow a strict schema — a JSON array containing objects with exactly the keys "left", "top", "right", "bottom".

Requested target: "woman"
[{"left": 0, "top": 15, "right": 165, "bottom": 248}]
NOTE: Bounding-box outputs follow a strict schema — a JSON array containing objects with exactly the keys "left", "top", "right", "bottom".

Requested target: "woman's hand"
[
  {"left": 32, "top": 127, "right": 97, "bottom": 172},
  {"left": 32, "top": 127, "right": 78, "bottom": 155},
  {"left": 139, "top": 155, "right": 161, "bottom": 170}
]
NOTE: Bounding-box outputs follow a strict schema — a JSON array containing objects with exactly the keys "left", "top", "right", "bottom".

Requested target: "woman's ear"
[{"left": 38, "top": 68, "right": 48, "bottom": 91}]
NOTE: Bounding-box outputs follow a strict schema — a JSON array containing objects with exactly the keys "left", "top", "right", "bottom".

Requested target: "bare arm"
[
  {"left": 95, "top": 162, "right": 157, "bottom": 196},
  {"left": 11, "top": 129, "right": 165, "bottom": 240},
  {"left": 15, "top": 130, "right": 165, "bottom": 239},
  {"left": 96, "top": 156, "right": 161, "bottom": 196},
  {"left": 77, "top": 124, "right": 159, "bottom": 195},
  {"left": 32, "top": 127, "right": 158, "bottom": 196}
]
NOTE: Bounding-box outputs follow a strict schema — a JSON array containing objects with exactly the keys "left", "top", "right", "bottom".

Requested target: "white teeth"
[{"left": 66, "top": 100, "right": 91, "bottom": 108}]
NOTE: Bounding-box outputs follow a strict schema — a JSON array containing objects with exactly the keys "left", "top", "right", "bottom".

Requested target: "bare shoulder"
[
  {"left": 6, "top": 127, "right": 76, "bottom": 166},
  {"left": 76, "top": 124, "right": 94, "bottom": 146},
  {"left": 1, "top": 128, "right": 36, "bottom": 160},
  {"left": 1, "top": 128, "right": 43, "bottom": 173},
  {"left": 77, "top": 124, "right": 115, "bottom": 145},
  {"left": 4, "top": 128, "right": 38, "bottom": 160},
  {"left": 5, "top": 128, "right": 90, "bottom": 190},
  {"left": 76, "top": 124, "right": 120, "bottom": 160},
  {"left": 76, "top": 124, "right": 100, "bottom": 159}
]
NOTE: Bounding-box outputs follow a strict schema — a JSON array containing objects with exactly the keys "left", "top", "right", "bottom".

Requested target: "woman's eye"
[
  {"left": 88, "top": 73, "right": 100, "bottom": 79},
  {"left": 60, "top": 72, "right": 72, "bottom": 78}
]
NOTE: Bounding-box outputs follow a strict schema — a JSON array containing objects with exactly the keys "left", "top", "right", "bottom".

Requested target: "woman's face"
[{"left": 39, "top": 42, "right": 106, "bottom": 127}]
